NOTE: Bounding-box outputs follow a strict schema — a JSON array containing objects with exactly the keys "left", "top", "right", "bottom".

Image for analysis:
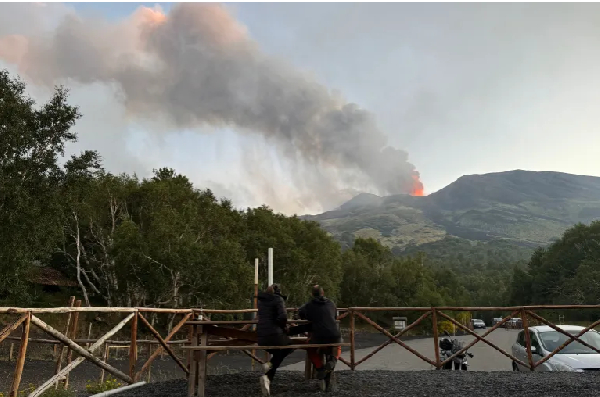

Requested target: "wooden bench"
[{"left": 183, "top": 319, "right": 348, "bottom": 397}]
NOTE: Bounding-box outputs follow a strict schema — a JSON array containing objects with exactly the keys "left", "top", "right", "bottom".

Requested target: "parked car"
[
  {"left": 492, "top": 317, "right": 503, "bottom": 326},
  {"left": 511, "top": 325, "right": 600, "bottom": 371},
  {"left": 507, "top": 318, "right": 523, "bottom": 329},
  {"left": 472, "top": 319, "right": 486, "bottom": 329}
]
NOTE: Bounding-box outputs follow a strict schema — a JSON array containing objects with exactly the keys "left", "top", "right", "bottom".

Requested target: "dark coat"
[
  {"left": 257, "top": 291, "right": 290, "bottom": 346},
  {"left": 298, "top": 296, "right": 341, "bottom": 344}
]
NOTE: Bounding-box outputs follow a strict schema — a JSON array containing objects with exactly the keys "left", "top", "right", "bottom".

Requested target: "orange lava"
[{"left": 411, "top": 174, "right": 424, "bottom": 196}]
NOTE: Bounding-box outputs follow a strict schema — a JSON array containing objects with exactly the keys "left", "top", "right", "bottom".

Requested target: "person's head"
[
  {"left": 311, "top": 285, "right": 324, "bottom": 298},
  {"left": 267, "top": 284, "right": 287, "bottom": 300}
]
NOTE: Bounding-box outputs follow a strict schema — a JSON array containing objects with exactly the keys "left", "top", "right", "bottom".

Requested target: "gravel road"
[{"left": 109, "top": 371, "right": 600, "bottom": 397}]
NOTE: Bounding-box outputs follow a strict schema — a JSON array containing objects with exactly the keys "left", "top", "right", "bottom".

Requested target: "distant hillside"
[{"left": 303, "top": 170, "right": 600, "bottom": 262}]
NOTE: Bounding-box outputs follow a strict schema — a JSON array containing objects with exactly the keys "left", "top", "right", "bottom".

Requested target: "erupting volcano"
[{"left": 412, "top": 174, "right": 424, "bottom": 196}]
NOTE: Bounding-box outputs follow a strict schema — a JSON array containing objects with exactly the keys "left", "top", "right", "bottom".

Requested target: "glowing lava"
[{"left": 411, "top": 174, "right": 424, "bottom": 196}]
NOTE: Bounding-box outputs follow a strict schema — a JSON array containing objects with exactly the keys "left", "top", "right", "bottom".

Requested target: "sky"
[{"left": 1, "top": 2, "right": 599, "bottom": 215}]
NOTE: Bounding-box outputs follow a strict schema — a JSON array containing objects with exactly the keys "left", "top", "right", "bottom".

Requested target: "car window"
[
  {"left": 539, "top": 330, "right": 600, "bottom": 354},
  {"left": 529, "top": 331, "right": 540, "bottom": 347},
  {"left": 517, "top": 331, "right": 524, "bottom": 346}
]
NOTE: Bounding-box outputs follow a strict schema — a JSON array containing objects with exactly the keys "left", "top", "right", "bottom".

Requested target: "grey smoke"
[{"left": 0, "top": 3, "right": 422, "bottom": 206}]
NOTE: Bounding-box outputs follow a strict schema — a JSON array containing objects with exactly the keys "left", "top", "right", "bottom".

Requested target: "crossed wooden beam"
[
  {"left": 349, "top": 311, "right": 435, "bottom": 369},
  {"left": 1, "top": 310, "right": 192, "bottom": 397},
  {"left": 348, "top": 308, "right": 566, "bottom": 370}
]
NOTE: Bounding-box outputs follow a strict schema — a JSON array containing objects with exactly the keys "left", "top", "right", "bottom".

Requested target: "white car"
[{"left": 512, "top": 325, "right": 600, "bottom": 371}]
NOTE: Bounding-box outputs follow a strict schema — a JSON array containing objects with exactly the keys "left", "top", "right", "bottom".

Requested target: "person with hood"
[
  {"left": 257, "top": 284, "right": 293, "bottom": 396},
  {"left": 297, "top": 285, "right": 342, "bottom": 390}
]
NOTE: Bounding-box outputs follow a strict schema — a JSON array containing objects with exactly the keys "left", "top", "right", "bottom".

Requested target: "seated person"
[
  {"left": 257, "top": 284, "right": 293, "bottom": 396},
  {"left": 291, "top": 285, "right": 342, "bottom": 390}
]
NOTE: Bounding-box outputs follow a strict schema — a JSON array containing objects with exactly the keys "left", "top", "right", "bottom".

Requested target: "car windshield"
[{"left": 538, "top": 330, "right": 600, "bottom": 354}]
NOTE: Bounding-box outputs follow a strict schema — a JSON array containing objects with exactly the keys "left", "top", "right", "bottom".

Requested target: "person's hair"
[
  {"left": 312, "top": 285, "right": 324, "bottom": 297},
  {"left": 267, "top": 284, "right": 281, "bottom": 295}
]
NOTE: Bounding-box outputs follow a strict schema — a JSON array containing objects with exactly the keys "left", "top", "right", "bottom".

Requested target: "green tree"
[{"left": 0, "top": 70, "right": 80, "bottom": 301}]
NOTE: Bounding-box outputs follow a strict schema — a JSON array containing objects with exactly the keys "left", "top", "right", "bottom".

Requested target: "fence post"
[
  {"left": 350, "top": 310, "right": 356, "bottom": 370},
  {"left": 100, "top": 343, "right": 109, "bottom": 383},
  {"left": 9, "top": 312, "right": 31, "bottom": 397},
  {"left": 63, "top": 299, "right": 82, "bottom": 389},
  {"left": 521, "top": 308, "right": 534, "bottom": 371},
  {"left": 54, "top": 296, "right": 75, "bottom": 388},
  {"left": 129, "top": 312, "right": 138, "bottom": 380},
  {"left": 432, "top": 308, "right": 440, "bottom": 370}
]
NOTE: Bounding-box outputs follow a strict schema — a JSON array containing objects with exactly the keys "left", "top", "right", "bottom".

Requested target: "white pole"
[
  {"left": 268, "top": 248, "right": 274, "bottom": 286},
  {"left": 254, "top": 258, "right": 259, "bottom": 285}
]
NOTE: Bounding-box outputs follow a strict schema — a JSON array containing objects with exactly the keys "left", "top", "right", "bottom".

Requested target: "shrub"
[{"left": 85, "top": 377, "right": 123, "bottom": 394}]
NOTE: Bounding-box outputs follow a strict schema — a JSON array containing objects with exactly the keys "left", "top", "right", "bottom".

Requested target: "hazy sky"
[{"left": 1, "top": 3, "right": 599, "bottom": 214}]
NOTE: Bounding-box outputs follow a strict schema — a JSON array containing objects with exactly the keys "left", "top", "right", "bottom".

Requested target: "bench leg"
[{"left": 304, "top": 351, "right": 312, "bottom": 380}]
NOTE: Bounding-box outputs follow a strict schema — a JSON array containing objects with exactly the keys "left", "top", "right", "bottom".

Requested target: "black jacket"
[
  {"left": 298, "top": 296, "right": 341, "bottom": 343},
  {"left": 257, "top": 291, "right": 289, "bottom": 345}
]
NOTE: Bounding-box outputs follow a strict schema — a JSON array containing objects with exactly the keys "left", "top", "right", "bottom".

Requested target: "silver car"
[{"left": 512, "top": 325, "right": 600, "bottom": 371}]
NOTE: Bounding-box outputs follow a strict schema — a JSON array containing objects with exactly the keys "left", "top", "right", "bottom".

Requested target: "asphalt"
[{"left": 283, "top": 328, "right": 520, "bottom": 371}]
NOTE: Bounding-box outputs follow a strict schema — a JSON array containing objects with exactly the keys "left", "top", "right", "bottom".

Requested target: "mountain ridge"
[{"left": 303, "top": 170, "right": 600, "bottom": 260}]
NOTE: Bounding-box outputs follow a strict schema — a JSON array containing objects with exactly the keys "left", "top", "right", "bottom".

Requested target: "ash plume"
[{"left": 0, "top": 3, "right": 423, "bottom": 207}]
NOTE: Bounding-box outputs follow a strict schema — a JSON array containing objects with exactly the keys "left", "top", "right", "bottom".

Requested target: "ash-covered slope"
[{"left": 304, "top": 170, "right": 600, "bottom": 256}]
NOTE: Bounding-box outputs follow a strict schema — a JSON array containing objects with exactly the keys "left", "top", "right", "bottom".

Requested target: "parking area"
[{"left": 282, "top": 328, "right": 521, "bottom": 371}]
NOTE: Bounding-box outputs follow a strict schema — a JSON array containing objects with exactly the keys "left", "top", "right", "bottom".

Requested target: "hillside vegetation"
[{"left": 304, "top": 170, "right": 600, "bottom": 264}]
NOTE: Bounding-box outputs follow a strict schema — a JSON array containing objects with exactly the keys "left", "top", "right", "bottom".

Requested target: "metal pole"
[
  {"left": 252, "top": 258, "right": 259, "bottom": 370},
  {"left": 268, "top": 248, "right": 273, "bottom": 286}
]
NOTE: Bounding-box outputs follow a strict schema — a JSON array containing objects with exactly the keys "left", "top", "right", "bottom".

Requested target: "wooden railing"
[
  {"left": 344, "top": 305, "right": 600, "bottom": 371},
  {"left": 1, "top": 304, "right": 599, "bottom": 396}
]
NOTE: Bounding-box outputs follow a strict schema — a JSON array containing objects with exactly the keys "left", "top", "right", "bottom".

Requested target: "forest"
[{"left": 1, "top": 69, "right": 598, "bottom": 315}]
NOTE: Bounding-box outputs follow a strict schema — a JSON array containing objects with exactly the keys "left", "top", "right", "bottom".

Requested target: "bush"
[{"left": 85, "top": 377, "right": 123, "bottom": 394}]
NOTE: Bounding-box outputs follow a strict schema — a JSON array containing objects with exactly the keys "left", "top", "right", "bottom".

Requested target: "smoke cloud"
[{"left": 0, "top": 3, "right": 422, "bottom": 213}]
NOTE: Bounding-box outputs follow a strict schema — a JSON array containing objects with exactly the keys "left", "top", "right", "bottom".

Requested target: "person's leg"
[
  {"left": 307, "top": 347, "right": 324, "bottom": 369},
  {"left": 322, "top": 345, "right": 341, "bottom": 392},
  {"left": 260, "top": 349, "right": 278, "bottom": 397},
  {"left": 324, "top": 342, "right": 342, "bottom": 370},
  {"left": 265, "top": 348, "right": 294, "bottom": 381}
]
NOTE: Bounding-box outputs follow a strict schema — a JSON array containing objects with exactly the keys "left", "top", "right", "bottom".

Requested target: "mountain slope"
[{"left": 304, "top": 170, "right": 600, "bottom": 258}]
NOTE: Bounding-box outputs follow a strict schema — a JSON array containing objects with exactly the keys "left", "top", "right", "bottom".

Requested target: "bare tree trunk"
[{"left": 74, "top": 212, "right": 91, "bottom": 307}]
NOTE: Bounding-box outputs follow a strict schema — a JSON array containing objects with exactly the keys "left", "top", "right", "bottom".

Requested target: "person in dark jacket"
[
  {"left": 297, "top": 285, "right": 342, "bottom": 390},
  {"left": 257, "top": 284, "right": 293, "bottom": 396}
]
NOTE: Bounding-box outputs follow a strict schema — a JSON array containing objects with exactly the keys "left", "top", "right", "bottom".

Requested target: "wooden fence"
[{"left": 1, "top": 304, "right": 600, "bottom": 396}]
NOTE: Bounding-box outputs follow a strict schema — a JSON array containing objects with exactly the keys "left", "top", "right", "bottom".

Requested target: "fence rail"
[{"left": 2, "top": 304, "right": 600, "bottom": 396}]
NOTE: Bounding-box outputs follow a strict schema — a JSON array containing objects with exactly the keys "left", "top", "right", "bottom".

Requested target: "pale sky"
[{"left": 1, "top": 2, "right": 599, "bottom": 215}]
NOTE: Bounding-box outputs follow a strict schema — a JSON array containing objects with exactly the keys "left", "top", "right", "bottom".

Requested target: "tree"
[
  {"left": 508, "top": 221, "right": 600, "bottom": 310},
  {"left": 0, "top": 69, "right": 80, "bottom": 301}
]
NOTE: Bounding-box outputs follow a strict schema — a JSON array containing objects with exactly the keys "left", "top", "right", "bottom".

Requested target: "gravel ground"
[
  {"left": 108, "top": 371, "right": 600, "bottom": 397},
  {"left": 0, "top": 329, "right": 519, "bottom": 394},
  {"left": 0, "top": 330, "right": 392, "bottom": 394}
]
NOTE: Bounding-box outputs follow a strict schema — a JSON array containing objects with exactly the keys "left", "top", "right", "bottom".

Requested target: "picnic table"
[{"left": 182, "top": 319, "right": 349, "bottom": 397}]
